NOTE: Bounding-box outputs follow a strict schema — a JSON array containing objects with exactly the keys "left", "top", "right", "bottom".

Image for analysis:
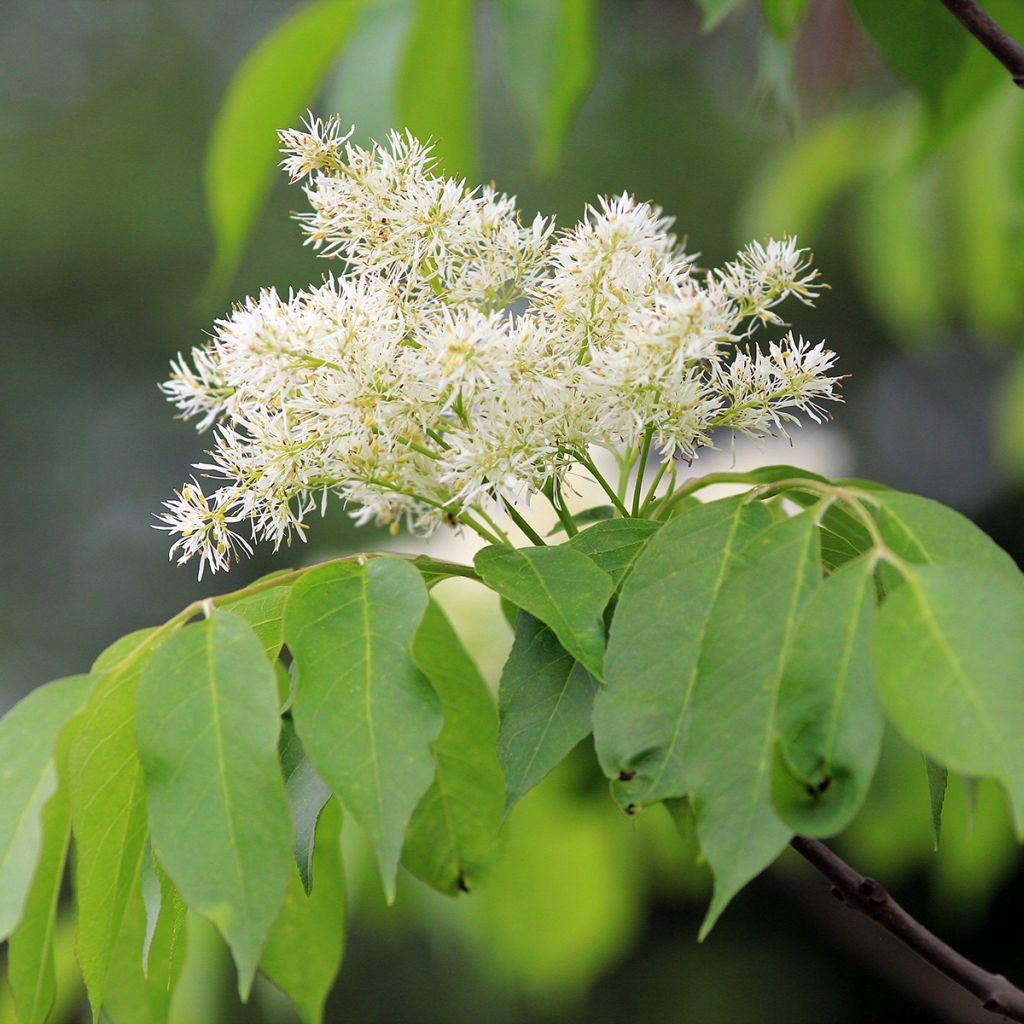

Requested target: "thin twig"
[
  {"left": 790, "top": 836, "right": 1024, "bottom": 1022},
  {"left": 939, "top": 0, "right": 1024, "bottom": 88}
]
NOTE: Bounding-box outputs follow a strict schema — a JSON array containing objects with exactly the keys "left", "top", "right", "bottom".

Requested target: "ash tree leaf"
[
  {"left": 279, "top": 720, "right": 333, "bottom": 894},
  {"left": 592, "top": 496, "right": 772, "bottom": 811},
  {"left": 260, "top": 799, "right": 345, "bottom": 1024},
  {"left": 70, "top": 632, "right": 163, "bottom": 1016},
  {"left": 874, "top": 563, "right": 1024, "bottom": 837},
  {"left": 204, "top": 0, "right": 367, "bottom": 298},
  {"left": 0, "top": 673, "right": 93, "bottom": 944},
  {"left": 497, "top": 0, "right": 597, "bottom": 175},
  {"left": 396, "top": 0, "right": 475, "bottom": 177},
  {"left": 474, "top": 544, "right": 615, "bottom": 678},
  {"left": 497, "top": 612, "right": 599, "bottom": 812},
  {"left": 7, "top": 756, "right": 73, "bottom": 1024},
  {"left": 221, "top": 585, "right": 292, "bottom": 662},
  {"left": 568, "top": 519, "right": 662, "bottom": 589},
  {"left": 847, "top": 0, "right": 968, "bottom": 107},
  {"left": 285, "top": 558, "right": 442, "bottom": 902},
  {"left": 685, "top": 512, "right": 821, "bottom": 937},
  {"left": 772, "top": 555, "right": 882, "bottom": 837},
  {"left": 404, "top": 600, "right": 504, "bottom": 894},
  {"left": 871, "top": 490, "right": 1020, "bottom": 580},
  {"left": 137, "top": 609, "right": 293, "bottom": 1000}
]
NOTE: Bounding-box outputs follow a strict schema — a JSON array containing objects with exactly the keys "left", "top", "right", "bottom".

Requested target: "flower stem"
[
  {"left": 503, "top": 500, "right": 547, "bottom": 546},
  {"left": 632, "top": 427, "right": 655, "bottom": 517}
]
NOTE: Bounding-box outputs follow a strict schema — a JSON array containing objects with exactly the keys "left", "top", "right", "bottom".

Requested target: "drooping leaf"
[
  {"left": 285, "top": 558, "right": 441, "bottom": 901},
  {"left": 497, "top": 612, "right": 599, "bottom": 812},
  {"left": 874, "top": 563, "right": 1024, "bottom": 836},
  {"left": 100, "top": 861, "right": 188, "bottom": 1024},
  {"left": 772, "top": 556, "right": 882, "bottom": 837},
  {"left": 204, "top": 0, "right": 366, "bottom": 298},
  {"left": 71, "top": 640, "right": 158, "bottom": 1013},
  {"left": 279, "top": 720, "right": 333, "bottom": 894},
  {"left": 592, "top": 496, "right": 772, "bottom": 810},
  {"left": 568, "top": 518, "right": 662, "bottom": 588},
  {"left": 925, "top": 757, "right": 948, "bottom": 848},
  {"left": 0, "top": 674, "right": 92, "bottom": 943},
  {"left": 260, "top": 799, "right": 345, "bottom": 1024},
  {"left": 221, "top": 585, "right": 292, "bottom": 662},
  {"left": 847, "top": 0, "right": 968, "bottom": 107},
  {"left": 404, "top": 601, "right": 504, "bottom": 894},
  {"left": 872, "top": 489, "right": 1020, "bottom": 580},
  {"left": 141, "top": 849, "right": 187, "bottom": 981},
  {"left": 685, "top": 512, "right": 821, "bottom": 936},
  {"left": 497, "top": 0, "right": 597, "bottom": 174},
  {"left": 474, "top": 544, "right": 614, "bottom": 678},
  {"left": 137, "top": 610, "right": 293, "bottom": 999},
  {"left": 396, "top": 0, "right": 475, "bottom": 177},
  {"left": 7, "top": 771, "right": 71, "bottom": 1024}
]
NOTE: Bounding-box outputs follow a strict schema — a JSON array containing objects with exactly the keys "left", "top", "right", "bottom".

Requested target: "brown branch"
[
  {"left": 790, "top": 836, "right": 1024, "bottom": 1022},
  {"left": 939, "top": 0, "right": 1024, "bottom": 88}
]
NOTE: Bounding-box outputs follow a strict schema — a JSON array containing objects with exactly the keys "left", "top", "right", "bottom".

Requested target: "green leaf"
[
  {"left": 404, "top": 601, "right": 504, "bottom": 893},
  {"left": 141, "top": 850, "right": 188, "bottom": 982},
  {"left": 872, "top": 490, "right": 1020, "bottom": 580},
  {"left": 396, "top": 0, "right": 475, "bottom": 177},
  {"left": 71, "top": 645, "right": 157, "bottom": 1014},
  {"left": 221, "top": 585, "right": 292, "bottom": 661},
  {"left": 100, "top": 862, "right": 188, "bottom": 1024},
  {"left": 473, "top": 544, "right": 614, "bottom": 678},
  {"left": 874, "top": 563, "right": 1024, "bottom": 837},
  {"left": 925, "top": 757, "right": 948, "bottom": 848},
  {"left": 761, "top": 0, "right": 809, "bottom": 40},
  {"left": 279, "top": 720, "right": 333, "bottom": 894},
  {"left": 685, "top": 513, "right": 821, "bottom": 936},
  {"left": 698, "top": 0, "right": 749, "bottom": 31},
  {"left": 567, "top": 519, "right": 662, "bottom": 588},
  {"left": 204, "top": 0, "right": 366, "bottom": 298},
  {"left": 498, "top": 612, "right": 599, "bottom": 812},
  {"left": 0, "top": 674, "right": 92, "bottom": 943},
  {"left": 772, "top": 556, "right": 882, "bottom": 837},
  {"left": 260, "top": 799, "right": 345, "bottom": 1024},
  {"left": 285, "top": 558, "right": 442, "bottom": 902},
  {"left": 593, "top": 496, "right": 772, "bottom": 810},
  {"left": 497, "top": 0, "right": 597, "bottom": 174},
  {"left": 137, "top": 610, "right": 293, "bottom": 999},
  {"left": 546, "top": 504, "right": 615, "bottom": 536},
  {"left": 7, "top": 768, "right": 71, "bottom": 1024},
  {"left": 847, "top": 0, "right": 968, "bottom": 106}
]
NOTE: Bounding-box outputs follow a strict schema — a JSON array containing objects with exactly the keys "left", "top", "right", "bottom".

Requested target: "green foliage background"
[{"left": 3, "top": 0, "right": 1024, "bottom": 1021}]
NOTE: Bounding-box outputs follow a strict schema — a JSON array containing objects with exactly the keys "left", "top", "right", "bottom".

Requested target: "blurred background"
[{"left": 3, "top": 0, "right": 1024, "bottom": 1020}]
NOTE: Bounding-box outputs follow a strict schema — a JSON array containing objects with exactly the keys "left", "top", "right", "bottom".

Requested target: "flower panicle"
[{"left": 158, "top": 118, "right": 842, "bottom": 576}]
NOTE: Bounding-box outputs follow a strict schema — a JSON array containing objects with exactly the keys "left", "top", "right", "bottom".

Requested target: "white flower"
[{"left": 158, "top": 116, "right": 841, "bottom": 576}]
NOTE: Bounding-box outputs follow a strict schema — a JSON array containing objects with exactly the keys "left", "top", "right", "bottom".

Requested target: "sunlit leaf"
[
  {"left": 773, "top": 556, "right": 882, "bottom": 837},
  {"left": 221, "top": 585, "right": 292, "bottom": 662},
  {"left": 685, "top": 513, "right": 821, "bottom": 936},
  {"left": 137, "top": 610, "right": 292, "bottom": 999},
  {"left": 593, "top": 496, "right": 772, "bottom": 811},
  {"left": 874, "top": 563, "right": 1024, "bottom": 837},
  {"left": 0, "top": 674, "right": 92, "bottom": 943},
  {"left": 204, "top": 0, "right": 366, "bottom": 298},
  {"left": 285, "top": 558, "right": 441, "bottom": 901},
  {"left": 260, "top": 800, "right": 345, "bottom": 1024},
  {"left": 404, "top": 601, "right": 504, "bottom": 894},
  {"left": 396, "top": 0, "right": 475, "bottom": 177},
  {"left": 474, "top": 544, "right": 614, "bottom": 678}
]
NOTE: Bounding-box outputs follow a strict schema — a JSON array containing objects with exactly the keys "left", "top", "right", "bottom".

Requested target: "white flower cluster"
[{"left": 158, "top": 115, "right": 839, "bottom": 577}]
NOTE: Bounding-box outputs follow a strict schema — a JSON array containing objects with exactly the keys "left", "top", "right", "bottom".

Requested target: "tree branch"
[
  {"left": 790, "top": 836, "right": 1024, "bottom": 1022},
  {"left": 939, "top": 0, "right": 1024, "bottom": 88}
]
